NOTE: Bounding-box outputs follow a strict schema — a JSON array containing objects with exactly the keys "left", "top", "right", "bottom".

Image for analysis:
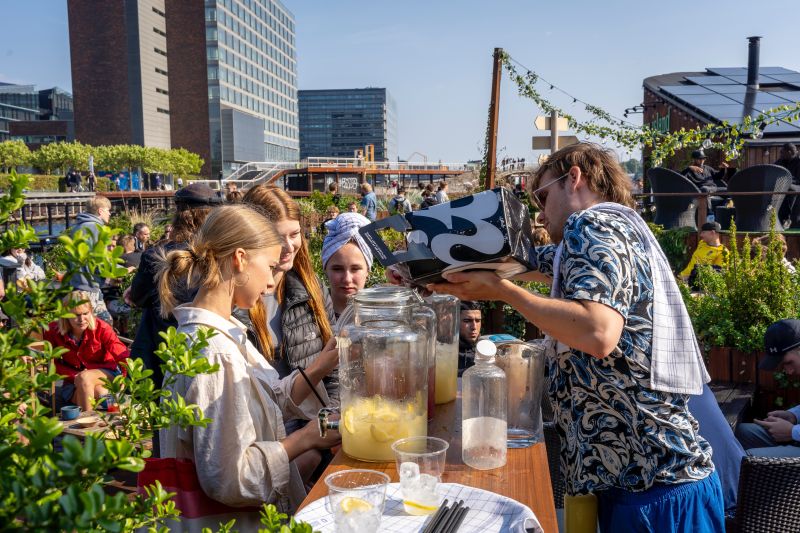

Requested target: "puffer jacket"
[{"left": 239, "top": 270, "right": 337, "bottom": 400}]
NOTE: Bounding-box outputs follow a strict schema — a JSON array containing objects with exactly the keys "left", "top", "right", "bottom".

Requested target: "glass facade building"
[
  {"left": 0, "top": 83, "right": 73, "bottom": 143},
  {"left": 299, "top": 88, "right": 397, "bottom": 161},
  {"left": 205, "top": 0, "right": 298, "bottom": 172}
]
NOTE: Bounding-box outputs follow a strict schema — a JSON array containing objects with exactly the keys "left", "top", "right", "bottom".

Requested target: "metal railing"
[
  {"left": 635, "top": 190, "right": 800, "bottom": 229},
  {"left": 224, "top": 159, "right": 482, "bottom": 176}
]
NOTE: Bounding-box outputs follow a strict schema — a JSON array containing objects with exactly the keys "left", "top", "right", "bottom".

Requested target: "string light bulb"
[{"left": 702, "top": 138, "right": 713, "bottom": 150}]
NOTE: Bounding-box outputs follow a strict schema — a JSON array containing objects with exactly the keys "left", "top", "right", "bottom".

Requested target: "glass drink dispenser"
[{"left": 323, "top": 286, "right": 431, "bottom": 462}]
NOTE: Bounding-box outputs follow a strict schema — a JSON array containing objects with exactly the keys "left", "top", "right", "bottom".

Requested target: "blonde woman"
[
  {"left": 43, "top": 290, "right": 130, "bottom": 411},
  {"left": 156, "top": 204, "right": 339, "bottom": 521}
]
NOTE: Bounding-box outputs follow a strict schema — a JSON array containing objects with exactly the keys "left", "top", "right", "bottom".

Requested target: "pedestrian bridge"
[{"left": 215, "top": 157, "right": 481, "bottom": 197}]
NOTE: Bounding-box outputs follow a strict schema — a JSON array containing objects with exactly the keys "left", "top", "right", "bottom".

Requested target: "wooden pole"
[
  {"left": 550, "top": 110, "right": 559, "bottom": 153},
  {"left": 486, "top": 47, "right": 503, "bottom": 190}
]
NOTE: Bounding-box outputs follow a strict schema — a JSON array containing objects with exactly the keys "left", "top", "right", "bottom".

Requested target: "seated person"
[
  {"left": 681, "top": 149, "right": 729, "bottom": 192},
  {"left": 735, "top": 319, "right": 800, "bottom": 457},
  {"left": 118, "top": 234, "right": 141, "bottom": 270},
  {"left": 680, "top": 221, "right": 729, "bottom": 287},
  {"left": 16, "top": 250, "right": 46, "bottom": 284},
  {"left": 43, "top": 290, "right": 130, "bottom": 411},
  {"left": 752, "top": 233, "right": 796, "bottom": 274},
  {"left": 775, "top": 143, "right": 800, "bottom": 228},
  {"left": 458, "top": 300, "right": 482, "bottom": 375}
]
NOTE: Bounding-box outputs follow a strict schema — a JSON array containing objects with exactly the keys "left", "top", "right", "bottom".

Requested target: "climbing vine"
[{"left": 499, "top": 51, "right": 800, "bottom": 166}]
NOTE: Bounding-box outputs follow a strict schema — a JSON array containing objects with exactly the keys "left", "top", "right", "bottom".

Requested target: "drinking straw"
[
  {"left": 445, "top": 506, "right": 469, "bottom": 533},
  {"left": 297, "top": 367, "right": 326, "bottom": 407},
  {"left": 422, "top": 499, "right": 450, "bottom": 533},
  {"left": 433, "top": 500, "right": 464, "bottom": 533}
]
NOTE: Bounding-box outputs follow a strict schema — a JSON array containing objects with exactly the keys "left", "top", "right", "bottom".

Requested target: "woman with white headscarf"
[{"left": 321, "top": 212, "right": 373, "bottom": 317}]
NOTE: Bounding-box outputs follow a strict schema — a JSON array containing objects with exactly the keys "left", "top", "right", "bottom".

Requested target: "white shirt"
[{"left": 160, "top": 305, "right": 329, "bottom": 526}]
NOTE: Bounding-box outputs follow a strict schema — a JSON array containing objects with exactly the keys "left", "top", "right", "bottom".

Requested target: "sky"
[{"left": 2, "top": 0, "right": 799, "bottom": 163}]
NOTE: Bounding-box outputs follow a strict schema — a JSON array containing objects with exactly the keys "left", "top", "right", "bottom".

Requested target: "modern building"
[
  {"left": 0, "top": 83, "right": 74, "bottom": 148},
  {"left": 299, "top": 88, "right": 397, "bottom": 161},
  {"left": 67, "top": 0, "right": 298, "bottom": 176},
  {"left": 642, "top": 37, "right": 800, "bottom": 169},
  {"left": 67, "top": 0, "right": 171, "bottom": 149}
]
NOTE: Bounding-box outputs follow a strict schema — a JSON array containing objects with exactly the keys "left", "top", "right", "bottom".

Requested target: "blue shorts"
[
  {"left": 597, "top": 471, "right": 725, "bottom": 533},
  {"left": 61, "top": 367, "right": 122, "bottom": 404}
]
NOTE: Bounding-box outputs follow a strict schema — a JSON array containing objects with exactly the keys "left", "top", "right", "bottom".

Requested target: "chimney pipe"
[{"left": 747, "top": 36, "right": 761, "bottom": 89}]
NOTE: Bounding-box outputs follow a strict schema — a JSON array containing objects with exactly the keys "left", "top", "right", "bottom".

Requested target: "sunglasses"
[{"left": 531, "top": 172, "right": 569, "bottom": 211}]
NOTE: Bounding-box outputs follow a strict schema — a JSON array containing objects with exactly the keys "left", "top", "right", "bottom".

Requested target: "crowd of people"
[
  {"left": 12, "top": 144, "right": 800, "bottom": 532},
  {"left": 675, "top": 143, "right": 800, "bottom": 229}
]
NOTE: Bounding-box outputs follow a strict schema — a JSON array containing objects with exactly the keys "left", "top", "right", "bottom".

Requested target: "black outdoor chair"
[
  {"left": 726, "top": 164, "right": 791, "bottom": 232},
  {"left": 727, "top": 456, "right": 800, "bottom": 533},
  {"left": 646, "top": 167, "right": 700, "bottom": 229}
]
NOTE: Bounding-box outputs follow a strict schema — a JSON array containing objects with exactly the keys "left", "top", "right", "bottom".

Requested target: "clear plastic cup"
[
  {"left": 391, "top": 436, "right": 449, "bottom": 515},
  {"left": 324, "top": 469, "right": 389, "bottom": 532}
]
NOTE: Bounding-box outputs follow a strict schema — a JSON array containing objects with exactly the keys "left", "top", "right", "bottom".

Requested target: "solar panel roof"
[{"left": 656, "top": 66, "right": 800, "bottom": 135}]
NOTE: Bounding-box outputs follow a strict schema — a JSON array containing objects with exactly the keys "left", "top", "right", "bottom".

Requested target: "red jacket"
[{"left": 44, "top": 318, "right": 130, "bottom": 382}]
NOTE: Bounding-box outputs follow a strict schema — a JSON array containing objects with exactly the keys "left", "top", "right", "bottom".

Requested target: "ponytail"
[{"left": 157, "top": 248, "right": 195, "bottom": 318}]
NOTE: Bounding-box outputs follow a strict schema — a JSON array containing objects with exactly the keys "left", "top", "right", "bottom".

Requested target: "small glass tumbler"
[
  {"left": 391, "top": 436, "right": 449, "bottom": 515},
  {"left": 325, "top": 469, "right": 389, "bottom": 532}
]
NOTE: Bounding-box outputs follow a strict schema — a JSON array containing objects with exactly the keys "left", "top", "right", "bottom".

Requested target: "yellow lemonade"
[
  {"left": 341, "top": 395, "right": 427, "bottom": 462},
  {"left": 434, "top": 342, "right": 458, "bottom": 404}
]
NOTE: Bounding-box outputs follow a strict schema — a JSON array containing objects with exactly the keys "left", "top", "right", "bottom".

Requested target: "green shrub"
[
  {"left": 685, "top": 217, "right": 800, "bottom": 352},
  {"left": 647, "top": 222, "right": 693, "bottom": 274}
]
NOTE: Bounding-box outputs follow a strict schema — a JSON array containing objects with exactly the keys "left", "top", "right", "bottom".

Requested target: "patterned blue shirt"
[{"left": 536, "top": 209, "right": 714, "bottom": 495}]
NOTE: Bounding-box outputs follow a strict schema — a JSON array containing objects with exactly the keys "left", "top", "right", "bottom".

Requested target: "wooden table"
[
  {"left": 299, "top": 395, "right": 558, "bottom": 533},
  {"left": 59, "top": 410, "right": 152, "bottom": 450}
]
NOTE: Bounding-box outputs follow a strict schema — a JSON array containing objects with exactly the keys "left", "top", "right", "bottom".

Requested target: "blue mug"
[{"left": 61, "top": 405, "right": 80, "bottom": 420}]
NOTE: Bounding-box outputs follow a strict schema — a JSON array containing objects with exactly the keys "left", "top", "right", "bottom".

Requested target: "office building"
[
  {"left": 0, "top": 83, "right": 74, "bottom": 148},
  {"left": 67, "top": 0, "right": 171, "bottom": 149},
  {"left": 67, "top": 0, "right": 298, "bottom": 176},
  {"left": 299, "top": 88, "right": 397, "bottom": 161}
]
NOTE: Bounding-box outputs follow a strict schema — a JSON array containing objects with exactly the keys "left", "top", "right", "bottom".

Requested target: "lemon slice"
[
  {"left": 342, "top": 408, "right": 356, "bottom": 435},
  {"left": 403, "top": 500, "right": 439, "bottom": 512},
  {"left": 369, "top": 424, "right": 394, "bottom": 443},
  {"left": 340, "top": 496, "right": 373, "bottom": 514},
  {"left": 370, "top": 413, "right": 400, "bottom": 442}
]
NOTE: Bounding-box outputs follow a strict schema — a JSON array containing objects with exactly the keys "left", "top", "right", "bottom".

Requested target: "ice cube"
[
  {"left": 418, "top": 473, "right": 438, "bottom": 494},
  {"left": 399, "top": 461, "right": 420, "bottom": 481}
]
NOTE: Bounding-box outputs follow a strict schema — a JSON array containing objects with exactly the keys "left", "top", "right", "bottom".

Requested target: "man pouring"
[{"left": 428, "top": 143, "right": 724, "bottom": 532}]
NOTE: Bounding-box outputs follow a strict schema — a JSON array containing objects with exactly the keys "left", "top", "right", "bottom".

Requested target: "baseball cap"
[
  {"left": 691, "top": 149, "right": 706, "bottom": 159},
  {"left": 759, "top": 319, "right": 800, "bottom": 370},
  {"left": 174, "top": 183, "right": 223, "bottom": 206},
  {"left": 700, "top": 221, "right": 721, "bottom": 232}
]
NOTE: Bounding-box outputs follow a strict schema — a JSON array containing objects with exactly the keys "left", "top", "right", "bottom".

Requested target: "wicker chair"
[
  {"left": 646, "top": 167, "right": 700, "bottom": 229},
  {"left": 726, "top": 164, "right": 792, "bottom": 232},
  {"left": 728, "top": 456, "right": 800, "bottom": 533}
]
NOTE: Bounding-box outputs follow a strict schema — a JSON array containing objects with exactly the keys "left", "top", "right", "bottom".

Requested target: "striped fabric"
[{"left": 322, "top": 212, "right": 374, "bottom": 269}]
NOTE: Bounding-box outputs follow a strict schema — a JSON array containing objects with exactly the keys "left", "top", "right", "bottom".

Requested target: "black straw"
[
  {"left": 297, "top": 367, "right": 326, "bottom": 407},
  {"left": 422, "top": 498, "right": 450, "bottom": 533},
  {"left": 434, "top": 500, "right": 464, "bottom": 533},
  {"left": 446, "top": 506, "right": 470, "bottom": 533}
]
